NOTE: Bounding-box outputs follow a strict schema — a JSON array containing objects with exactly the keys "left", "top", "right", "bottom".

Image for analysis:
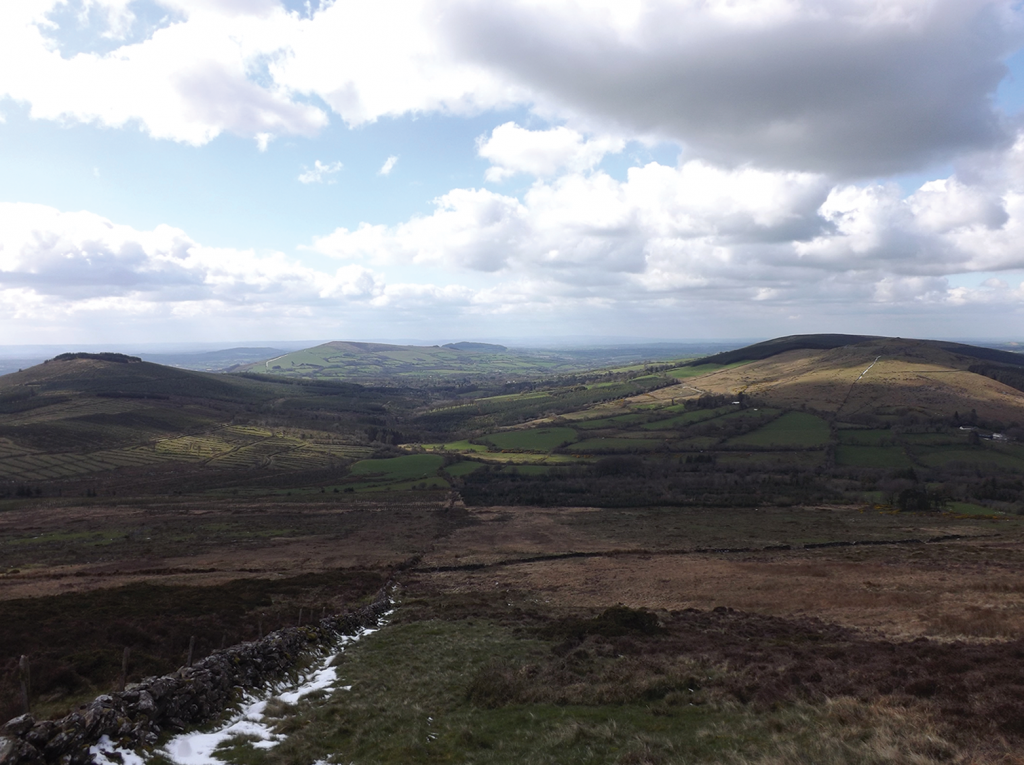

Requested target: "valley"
[{"left": 3, "top": 335, "right": 1024, "bottom": 764}]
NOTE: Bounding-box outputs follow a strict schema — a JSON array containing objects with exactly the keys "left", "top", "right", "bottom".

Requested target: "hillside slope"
[
  {"left": 237, "top": 340, "right": 725, "bottom": 383},
  {"left": 667, "top": 337, "right": 1024, "bottom": 424},
  {"left": 0, "top": 355, "right": 396, "bottom": 493},
  {"left": 238, "top": 340, "right": 545, "bottom": 382}
]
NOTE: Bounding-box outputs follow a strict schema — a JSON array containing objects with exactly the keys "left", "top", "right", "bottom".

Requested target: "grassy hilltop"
[{"left": 0, "top": 353, "right": 405, "bottom": 495}]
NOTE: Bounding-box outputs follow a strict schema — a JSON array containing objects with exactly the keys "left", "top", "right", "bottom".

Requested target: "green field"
[
  {"left": 640, "top": 407, "right": 730, "bottom": 430},
  {"left": 947, "top": 501, "right": 1002, "bottom": 516},
  {"left": 498, "top": 464, "right": 557, "bottom": 475},
  {"left": 716, "top": 451, "right": 827, "bottom": 469},
  {"left": 576, "top": 412, "right": 655, "bottom": 430},
  {"left": 668, "top": 361, "right": 751, "bottom": 379},
  {"left": 349, "top": 454, "right": 447, "bottom": 481},
  {"left": 901, "top": 433, "right": 965, "bottom": 446},
  {"left": 443, "top": 460, "right": 486, "bottom": 477},
  {"left": 727, "top": 412, "right": 830, "bottom": 448},
  {"left": 837, "top": 429, "right": 895, "bottom": 446},
  {"left": 915, "top": 447, "right": 1024, "bottom": 471},
  {"left": 481, "top": 427, "right": 578, "bottom": 451},
  {"left": 573, "top": 437, "right": 664, "bottom": 452},
  {"left": 835, "top": 444, "right": 914, "bottom": 469}
]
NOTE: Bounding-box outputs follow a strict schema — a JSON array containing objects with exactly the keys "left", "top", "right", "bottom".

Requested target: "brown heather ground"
[
  {"left": 4, "top": 496, "right": 1024, "bottom": 760},
  {"left": 420, "top": 505, "right": 1024, "bottom": 641}
]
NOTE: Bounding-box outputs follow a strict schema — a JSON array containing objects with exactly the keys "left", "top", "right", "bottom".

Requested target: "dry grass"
[
  {"left": 0, "top": 497, "right": 443, "bottom": 600},
  {"left": 709, "top": 697, "right": 967, "bottom": 765},
  {"left": 411, "top": 503, "right": 1024, "bottom": 640},
  {"left": 428, "top": 546, "right": 1024, "bottom": 640},
  {"left": 926, "top": 605, "right": 1021, "bottom": 638},
  {"left": 633, "top": 340, "right": 1024, "bottom": 424}
]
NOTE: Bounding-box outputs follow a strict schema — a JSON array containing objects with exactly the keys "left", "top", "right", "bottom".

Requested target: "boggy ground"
[
  {"left": 3, "top": 495, "right": 1024, "bottom": 761},
  {"left": 423, "top": 503, "right": 1024, "bottom": 640}
]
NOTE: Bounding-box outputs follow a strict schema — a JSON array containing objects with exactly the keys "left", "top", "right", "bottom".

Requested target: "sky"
[{"left": 3, "top": 0, "right": 1024, "bottom": 346}]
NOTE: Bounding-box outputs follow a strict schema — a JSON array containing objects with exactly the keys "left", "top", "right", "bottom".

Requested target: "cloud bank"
[
  {"left": 3, "top": 0, "right": 1019, "bottom": 174},
  {"left": 3, "top": 0, "right": 1024, "bottom": 341}
]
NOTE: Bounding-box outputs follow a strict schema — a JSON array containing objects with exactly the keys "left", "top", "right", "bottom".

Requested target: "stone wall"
[{"left": 0, "top": 586, "right": 392, "bottom": 765}]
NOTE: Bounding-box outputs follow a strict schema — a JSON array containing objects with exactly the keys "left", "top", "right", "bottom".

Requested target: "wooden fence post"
[
  {"left": 119, "top": 647, "right": 131, "bottom": 692},
  {"left": 187, "top": 636, "right": 196, "bottom": 667},
  {"left": 18, "top": 655, "right": 30, "bottom": 714},
  {"left": 297, "top": 608, "right": 303, "bottom": 627}
]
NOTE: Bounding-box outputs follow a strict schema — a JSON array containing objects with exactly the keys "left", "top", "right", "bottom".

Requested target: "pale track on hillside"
[{"left": 834, "top": 355, "right": 882, "bottom": 420}]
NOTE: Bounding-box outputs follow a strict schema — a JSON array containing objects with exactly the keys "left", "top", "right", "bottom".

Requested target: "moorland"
[{"left": 4, "top": 335, "right": 1024, "bottom": 763}]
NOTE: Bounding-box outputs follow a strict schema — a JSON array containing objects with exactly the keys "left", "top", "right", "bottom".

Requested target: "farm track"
[{"left": 833, "top": 355, "right": 881, "bottom": 420}]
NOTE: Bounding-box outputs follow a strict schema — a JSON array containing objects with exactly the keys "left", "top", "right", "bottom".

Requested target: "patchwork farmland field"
[{"left": 482, "top": 426, "right": 577, "bottom": 451}]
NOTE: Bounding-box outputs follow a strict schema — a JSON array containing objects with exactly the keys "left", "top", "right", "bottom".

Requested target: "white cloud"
[
  {"left": 298, "top": 159, "right": 342, "bottom": 184},
  {"left": 268, "top": 0, "right": 524, "bottom": 126},
  {"left": 313, "top": 160, "right": 831, "bottom": 279},
  {"left": 0, "top": 1, "right": 326, "bottom": 145},
  {"left": 477, "top": 122, "right": 624, "bottom": 181},
  {"left": 0, "top": 202, "right": 383, "bottom": 308},
  {"left": 304, "top": 144, "right": 1024, "bottom": 323},
  {"left": 0, "top": 0, "right": 1018, "bottom": 176},
  {"left": 6, "top": 170, "right": 1024, "bottom": 343},
  {"left": 379, "top": 155, "right": 399, "bottom": 176},
  {"left": 444, "top": 0, "right": 1024, "bottom": 175}
]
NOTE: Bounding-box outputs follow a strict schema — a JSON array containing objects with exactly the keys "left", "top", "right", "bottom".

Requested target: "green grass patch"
[
  {"left": 640, "top": 407, "right": 729, "bottom": 430},
  {"left": 947, "top": 501, "right": 1002, "bottom": 516},
  {"left": 835, "top": 445, "right": 914, "bottom": 469},
  {"left": 208, "top": 616, "right": 728, "bottom": 765},
  {"left": 716, "top": 451, "right": 826, "bottom": 470},
  {"left": 424, "top": 440, "right": 490, "bottom": 453},
  {"left": 901, "top": 432, "right": 963, "bottom": 446},
  {"left": 915, "top": 447, "right": 1024, "bottom": 471},
  {"left": 443, "top": 461, "right": 486, "bottom": 477},
  {"left": 481, "top": 427, "right": 577, "bottom": 452},
  {"left": 349, "top": 454, "right": 447, "bottom": 481},
  {"left": 575, "top": 413, "right": 653, "bottom": 430},
  {"left": 204, "top": 598, "right": 959, "bottom": 765},
  {"left": 572, "top": 438, "right": 663, "bottom": 453},
  {"left": 496, "top": 464, "right": 556, "bottom": 476},
  {"left": 668, "top": 364, "right": 723, "bottom": 379},
  {"left": 836, "top": 429, "right": 895, "bottom": 446},
  {"left": 726, "top": 412, "right": 830, "bottom": 448}
]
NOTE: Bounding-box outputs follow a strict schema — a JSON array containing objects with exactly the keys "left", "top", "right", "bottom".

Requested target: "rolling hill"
[
  {"left": 0, "top": 354, "right": 402, "bottom": 494},
  {"left": 394, "top": 335, "right": 1024, "bottom": 510},
  {"left": 234, "top": 339, "right": 731, "bottom": 383},
  {"left": 239, "top": 340, "right": 521, "bottom": 381},
  {"left": 688, "top": 332, "right": 1024, "bottom": 370},
  {"left": 670, "top": 336, "right": 1024, "bottom": 424},
  {"left": 5, "top": 335, "right": 1024, "bottom": 507}
]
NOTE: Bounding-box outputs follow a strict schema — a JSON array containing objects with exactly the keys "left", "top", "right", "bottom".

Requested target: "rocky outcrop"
[{"left": 0, "top": 587, "right": 392, "bottom": 765}]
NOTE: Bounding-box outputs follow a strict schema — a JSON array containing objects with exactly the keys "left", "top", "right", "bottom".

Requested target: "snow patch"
[
  {"left": 91, "top": 736, "right": 148, "bottom": 765},
  {"left": 148, "top": 621, "right": 387, "bottom": 765}
]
